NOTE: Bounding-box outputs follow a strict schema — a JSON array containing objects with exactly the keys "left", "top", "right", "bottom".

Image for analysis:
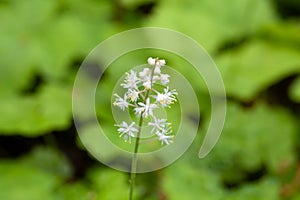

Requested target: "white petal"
[
  {"left": 159, "top": 59, "right": 166, "bottom": 66},
  {"left": 154, "top": 66, "right": 161, "bottom": 74},
  {"left": 147, "top": 57, "right": 155, "bottom": 66}
]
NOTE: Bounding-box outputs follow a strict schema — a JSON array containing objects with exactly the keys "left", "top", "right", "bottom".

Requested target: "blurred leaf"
[
  {"left": 259, "top": 22, "right": 300, "bottom": 47},
  {"left": 87, "top": 167, "right": 130, "bottom": 200},
  {"left": 0, "top": 161, "right": 60, "bottom": 200},
  {"left": 291, "top": 193, "right": 300, "bottom": 200},
  {"left": 163, "top": 159, "right": 223, "bottom": 199},
  {"left": 206, "top": 102, "right": 296, "bottom": 177},
  {"left": 217, "top": 40, "right": 300, "bottom": 100},
  {"left": 0, "top": 0, "right": 116, "bottom": 94},
  {"left": 224, "top": 178, "right": 280, "bottom": 200},
  {"left": 0, "top": 146, "right": 75, "bottom": 200},
  {"left": 120, "top": 0, "right": 154, "bottom": 9},
  {"left": 22, "top": 146, "right": 73, "bottom": 179},
  {"left": 146, "top": 0, "right": 277, "bottom": 52},
  {"left": 0, "top": 83, "right": 72, "bottom": 136},
  {"left": 0, "top": 0, "right": 57, "bottom": 94},
  {"left": 289, "top": 76, "right": 300, "bottom": 103},
  {"left": 58, "top": 182, "right": 91, "bottom": 200}
]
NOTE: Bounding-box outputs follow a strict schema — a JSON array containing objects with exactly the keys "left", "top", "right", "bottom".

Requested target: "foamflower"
[
  {"left": 115, "top": 121, "right": 138, "bottom": 143},
  {"left": 113, "top": 57, "right": 178, "bottom": 145},
  {"left": 113, "top": 94, "right": 129, "bottom": 111}
]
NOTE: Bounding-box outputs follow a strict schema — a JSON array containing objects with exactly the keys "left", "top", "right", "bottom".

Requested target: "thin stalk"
[
  {"left": 128, "top": 113, "right": 143, "bottom": 200},
  {"left": 128, "top": 65, "right": 156, "bottom": 200}
]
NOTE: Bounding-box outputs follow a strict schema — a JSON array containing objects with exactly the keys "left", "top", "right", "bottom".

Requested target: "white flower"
[
  {"left": 143, "top": 81, "right": 152, "bottom": 90},
  {"left": 139, "top": 68, "right": 160, "bottom": 89},
  {"left": 147, "top": 57, "right": 166, "bottom": 68},
  {"left": 142, "top": 75, "right": 160, "bottom": 89},
  {"left": 139, "top": 68, "right": 152, "bottom": 89},
  {"left": 134, "top": 98, "right": 157, "bottom": 118},
  {"left": 154, "top": 66, "right": 162, "bottom": 74},
  {"left": 121, "top": 70, "right": 140, "bottom": 89},
  {"left": 156, "top": 124, "right": 173, "bottom": 145},
  {"left": 139, "top": 68, "right": 151, "bottom": 80},
  {"left": 147, "top": 57, "right": 156, "bottom": 66},
  {"left": 115, "top": 121, "right": 138, "bottom": 143},
  {"left": 153, "top": 75, "right": 160, "bottom": 82},
  {"left": 148, "top": 117, "right": 169, "bottom": 134},
  {"left": 157, "top": 59, "right": 166, "bottom": 67},
  {"left": 147, "top": 57, "right": 166, "bottom": 74},
  {"left": 157, "top": 133, "right": 173, "bottom": 145},
  {"left": 127, "top": 89, "right": 139, "bottom": 102},
  {"left": 155, "top": 87, "right": 178, "bottom": 107},
  {"left": 160, "top": 74, "right": 170, "bottom": 85},
  {"left": 113, "top": 94, "right": 129, "bottom": 111},
  {"left": 114, "top": 57, "right": 176, "bottom": 146}
]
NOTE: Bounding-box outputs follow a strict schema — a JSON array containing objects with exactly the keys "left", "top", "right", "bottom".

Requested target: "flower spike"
[{"left": 113, "top": 57, "right": 178, "bottom": 145}]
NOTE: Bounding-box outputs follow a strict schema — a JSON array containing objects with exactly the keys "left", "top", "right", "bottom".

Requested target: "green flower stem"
[
  {"left": 129, "top": 113, "right": 143, "bottom": 200},
  {"left": 128, "top": 66, "right": 156, "bottom": 200}
]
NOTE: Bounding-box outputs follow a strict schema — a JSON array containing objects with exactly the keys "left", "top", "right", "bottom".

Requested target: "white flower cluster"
[{"left": 113, "top": 57, "right": 178, "bottom": 145}]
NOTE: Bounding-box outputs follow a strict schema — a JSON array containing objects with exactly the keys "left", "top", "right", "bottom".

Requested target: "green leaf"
[
  {"left": 0, "top": 161, "right": 60, "bottom": 200},
  {"left": 0, "top": 83, "right": 72, "bottom": 136},
  {"left": 224, "top": 178, "right": 280, "bottom": 200},
  {"left": 259, "top": 22, "right": 300, "bottom": 47},
  {"left": 163, "top": 159, "right": 223, "bottom": 199},
  {"left": 21, "top": 146, "right": 73, "bottom": 179},
  {"left": 0, "top": 0, "right": 58, "bottom": 94},
  {"left": 87, "top": 167, "right": 130, "bottom": 200},
  {"left": 289, "top": 76, "right": 300, "bottom": 103},
  {"left": 207, "top": 102, "right": 296, "bottom": 176},
  {"left": 120, "top": 0, "right": 154, "bottom": 9},
  {"left": 145, "top": 0, "right": 277, "bottom": 52},
  {"left": 217, "top": 40, "right": 300, "bottom": 100},
  {"left": 58, "top": 182, "right": 91, "bottom": 200}
]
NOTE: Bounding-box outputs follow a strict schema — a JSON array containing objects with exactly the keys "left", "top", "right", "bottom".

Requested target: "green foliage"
[
  {"left": 163, "top": 160, "right": 224, "bottom": 199},
  {"left": 206, "top": 102, "right": 296, "bottom": 178},
  {"left": 0, "top": 84, "right": 72, "bottom": 135},
  {"left": 0, "top": 146, "right": 69, "bottom": 200},
  {"left": 289, "top": 77, "right": 300, "bottom": 103},
  {"left": 57, "top": 182, "right": 91, "bottom": 200},
  {"left": 0, "top": 0, "right": 119, "bottom": 136},
  {"left": 217, "top": 40, "right": 300, "bottom": 100},
  {"left": 0, "top": 161, "right": 60, "bottom": 200},
  {"left": 146, "top": 0, "right": 277, "bottom": 52},
  {"left": 1, "top": 0, "right": 300, "bottom": 199},
  {"left": 224, "top": 178, "right": 280, "bottom": 200},
  {"left": 86, "top": 167, "right": 130, "bottom": 200}
]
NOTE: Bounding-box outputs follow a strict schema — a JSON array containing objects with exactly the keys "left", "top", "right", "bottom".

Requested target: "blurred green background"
[{"left": 1, "top": 0, "right": 300, "bottom": 199}]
